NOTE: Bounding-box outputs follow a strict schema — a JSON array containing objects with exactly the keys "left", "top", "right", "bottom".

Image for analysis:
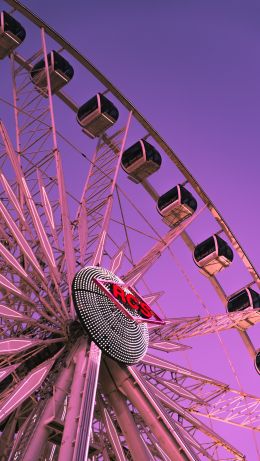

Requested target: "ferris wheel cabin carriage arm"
[{"left": 4, "top": 0, "right": 259, "bottom": 291}]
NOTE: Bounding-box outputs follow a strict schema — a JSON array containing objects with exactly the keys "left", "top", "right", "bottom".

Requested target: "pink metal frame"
[{"left": 0, "top": 2, "right": 257, "bottom": 460}]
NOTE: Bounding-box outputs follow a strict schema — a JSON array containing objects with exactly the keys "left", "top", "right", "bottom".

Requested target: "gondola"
[
  {"left": 121, "top": 139, "right": 161, "bottom": 181},
  {"left": 0, "top": 11, "right": 26, "bottom": 59},
  {"left": 30, "top": 50, "right": 74, "bottom": 93},
  {"left": 193, "top": 234, "right": 233, "bottom": 276},
  {"left": 157, "top": 184, "right": 197, "bottom": 227},
  {"left": 77, "top": 93, "right": 119, "bottom": 138}
]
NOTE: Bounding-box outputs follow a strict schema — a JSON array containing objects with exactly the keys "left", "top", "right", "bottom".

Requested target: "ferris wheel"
[{"left": 0, "top": 1, "right": 259, "bottom": 460}]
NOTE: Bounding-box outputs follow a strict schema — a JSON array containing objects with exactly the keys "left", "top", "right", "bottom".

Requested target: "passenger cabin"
[
  {"left": 227, "top": 287, "right": 260, "bottom": 313},
  {"left": 193, "top": 234, "right": 233, "bottom": 276},
  {"left": 121, "top": 140, "right": 162, "bottom": 182},
  {"left": 0, "top": 11, "right": 26, "bottom": 59},
  {"left": 77, "top": 93, "right": 119, "bottom": 138},
  {"left": 255, "top": 351, "right": 260, "bottom": 375},
  {"left": 30, "top": 51, "right": 74, "bottom": 93},
  {"left": 157, "top": 185, "right": 197, "bottom": 227}
]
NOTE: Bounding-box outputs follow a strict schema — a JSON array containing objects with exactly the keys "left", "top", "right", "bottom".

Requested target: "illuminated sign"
[
  {"left": 72, "top": 266, "right": 151, "bottom": 365},
  {"left": 93, "top": 278, "right": 163, "bottom": 325},
  {"left": 111, "top": 283, "right": 152, "bottom": 318}
]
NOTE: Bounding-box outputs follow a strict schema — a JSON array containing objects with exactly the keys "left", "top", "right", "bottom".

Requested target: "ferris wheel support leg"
[
  {"left": 21, "top": 359, "right": 75, "bottom": 461},
  {"left": 100, "top": 361, "right": 151, "bottom": 461},
  {"left": 0, "top": 410, "right": 18, "bottom": 460},
  {"left": 58, "top": 341, "right": 88, "bottom": 461},
  {"left": 106, "top": 359, "right": 193, "bottom": 461},
  {"left": 238, "top": 330, "right": 256, "bottom": 360},
  {"left": 72, "top": 342, "right": 101, "bottom": 461}
]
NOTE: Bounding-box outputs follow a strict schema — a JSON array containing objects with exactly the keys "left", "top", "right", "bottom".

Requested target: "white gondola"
[
  {"left": 30, "top": 50, "right": 74, "bottom": 93},
  {"left": 193, "top": 234, "right": 233, "bottom": 276},
  {"left": 77, "top": 93, "right": 119, "bottom": 138},
  {"left": 0, "top": 11, "right": 26, "bottom": 59},
  {"left": 121, "top": 139, "right": 161, "bottom": 182},
  {"left": 157, "top": 184, "right": 197, "bottom": 227}
]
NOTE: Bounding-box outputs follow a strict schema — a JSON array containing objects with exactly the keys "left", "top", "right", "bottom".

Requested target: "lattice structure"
[{"left": 0, "top": 1, "right": 258, "bottom": 461}]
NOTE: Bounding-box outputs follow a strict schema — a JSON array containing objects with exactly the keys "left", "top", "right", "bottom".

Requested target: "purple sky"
[
  {"left": 19, "top": 0, "right": 260, "bottom": 269},
  {"left": 2, "top": 0, "right": 260, "bottom": 459}
]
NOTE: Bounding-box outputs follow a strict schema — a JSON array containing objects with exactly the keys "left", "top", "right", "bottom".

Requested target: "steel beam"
[
  {"left": 58, "top": 340, "right": 88, "bottom": 461},
  {"left": 21, "top": 358, "right": 74, "bottom": 461},
  {"left": 106, "top": 358, "right": 198, "bottom": 461},
  {"left": 100, "top": 361, "right": 150, "bottom": 461}
]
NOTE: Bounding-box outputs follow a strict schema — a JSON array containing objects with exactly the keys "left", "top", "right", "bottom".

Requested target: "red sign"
[
  {"left": 110, "top": 283, "right": 153, "bottom": 319},
  {"left": 93, "top": 278, "right": 164, "bottom": 325}
]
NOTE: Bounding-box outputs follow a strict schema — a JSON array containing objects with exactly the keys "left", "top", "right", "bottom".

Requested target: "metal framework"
[{"left": 0, "top": 1, "right": 258, "bottom": 460}]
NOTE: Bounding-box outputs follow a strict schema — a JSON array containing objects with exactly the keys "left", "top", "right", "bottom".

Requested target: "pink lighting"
[{"left": 0, "top": 1, "right": 258, "bottom": 460}]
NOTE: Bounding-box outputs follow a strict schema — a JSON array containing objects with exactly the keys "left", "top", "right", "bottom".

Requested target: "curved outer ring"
[{"left": 7, "top": 0, "right": 259, "bottom": 296}]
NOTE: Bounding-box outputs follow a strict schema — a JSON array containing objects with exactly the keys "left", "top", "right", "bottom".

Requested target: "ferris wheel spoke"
[
  {"left": 148, "top": 378, "right": 249, "bottom": 446},
  {"left": 0, "top": 253, "right": 66, "bottom": 324},
  {"left": 0, "top": 172, "right": 27, "bottom": 226},
  {"left": 141, "top": 353, "right": 226, "bottom": 387},
  {"left": 105, "top": 357, "right": 200, "bottom": 461},
  {"left": 0, "top": 355, "right": 57, "bottom": 424},
  {"left": 151, "top": 375, "right": 204, "bottom": 403},
  {"left": 122, "top": 207, "right": 205, "bottom": 287},
  {"left": 37, "top": 169, "right": 60, "bottom": 248},
  {"left": 0, "top": 240, "right": 30, "bottom": 280},
  {"left": 78, "top": 197, "right": 88, "bottom": 267},
  {"left": 13, "top": 41, "right": 76, "bottom": 313},
  {"left": 0, "top": 122, "right": 59, "bottom": 279},
  {"left": 0, "top": 240, "right": 60, "bottom": 319},
  {"left": 98, "top": 397, "right": 127, "bottom": 461},
  {"left": 0, "top": 199, "right": 45, "bottom": 280},
  {"left": 139, "top": 356, "right": 260, "bottom": 432},
  {"left": 74, "top": 133, "right": 118, "bottom": 258},
  {"left": 0, "top": 127, "right": 69, "bottom": 319},
  {"left": 129, "top": 365, "right": 246, "bottom": 461},
  {"left": 0, "top": 407, "right": 19, "bottom": 459},
  {"left": 149, "top": 340, "right": 191, "bottom": 353},
  {"left": 0, "top": 363, "right": 20, "bottom": 383},
  {"left": 150, "top": 309, "right": 260, "bottom": 343},
  {"left": 109, "top": 243, "right": 126, "bottom": 275},
  {"left": 0, "top": 338, "right": 64, "bottom": 360},
  {"left": 0, "top": 304, "right": 60, "bottom": 332},
  {"left": 189, "top": 390, "right": 260, "bottom": 431},
  {"left": 142, "top": 291, "right": 165, "bottom": 306},
  {"left": 74, "top": 115, "right": 132, "bottom": 268},
  {"left": 92, "top": 113, "right": 132, "bottom": 267}
]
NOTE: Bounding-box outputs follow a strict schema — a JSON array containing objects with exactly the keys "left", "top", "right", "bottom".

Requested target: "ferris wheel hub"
[
  {"left": 72, "top": 266, "right": 149, "bottom": 365},
  {"left": 65, "top": 319, "right": 86, "bottom": 342}
]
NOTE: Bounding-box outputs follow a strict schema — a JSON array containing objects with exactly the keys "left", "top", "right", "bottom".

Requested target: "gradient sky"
[
  {"left": 19, "top": 0, "right": 260, "bottom": 269},
  {"left": 1, "top": 0, "right": 260, "bottom": 459}
]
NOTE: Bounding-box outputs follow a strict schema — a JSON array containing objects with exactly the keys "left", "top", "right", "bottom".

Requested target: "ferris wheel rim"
[
  {"left": 3, "top": 0, "right": 259, "bottom": 289},
  {"left": 0, "top": 1, "right": 258, "bottom": 459}
]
